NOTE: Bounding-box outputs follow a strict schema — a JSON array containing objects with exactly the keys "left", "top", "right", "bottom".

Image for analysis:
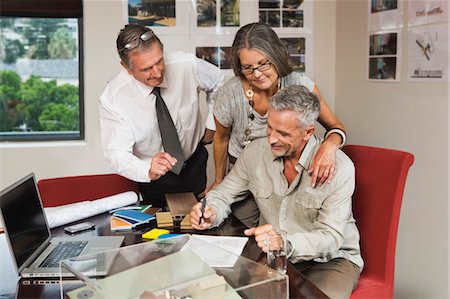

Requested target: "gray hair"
[
  {"left": 116, "top": 24, "right": 163, "bottom": 69},
  {"left": 269, "top": 85, "right": 320, "bottom": 129},
  {"left": 231, "top": 22, "right": 293, "bottom": 78}
]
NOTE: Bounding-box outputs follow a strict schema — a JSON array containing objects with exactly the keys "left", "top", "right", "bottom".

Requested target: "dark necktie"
[{"left": 152, "top": 87, "right": 185, "bottom": 175}]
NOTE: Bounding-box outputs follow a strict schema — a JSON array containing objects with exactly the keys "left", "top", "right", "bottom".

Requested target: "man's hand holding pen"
[{"left": 190, "top": 200, "right": 216, "bottom": 230}]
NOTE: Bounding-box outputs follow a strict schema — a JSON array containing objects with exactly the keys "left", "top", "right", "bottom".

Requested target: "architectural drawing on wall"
[
  {"left": 221, "top": 0, "right": 239, "bottom": 27},
  {"left": 259, "top": 0, "right": 304, "bottom": 28},
  {"left": 281, "top": 37, "right": 306, "bottom": 72},
  {"left": 408, "top": 0, "right": 448, "bottom": 27},
  {"left": 195, "top": 46, "right": 232, "bottom": 69},
  {"left": 368, "top": 31, "right": 401, "bottom": 81},
  {"left": 197, "top": 0, "right": 216, "bottom": 27},
  {"left": 128, "top": 0, "right": 176, "bottom": 26},
  {"left": 408, "top": 23, "right": 448, "bottom": 82},
  {"left": 368, "top": 0, "right": 402, "bottom": 31}
]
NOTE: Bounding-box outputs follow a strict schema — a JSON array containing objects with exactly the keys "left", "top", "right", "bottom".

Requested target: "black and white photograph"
[{"left": 369, "top": 32, "right": 397, "bottom": 55}]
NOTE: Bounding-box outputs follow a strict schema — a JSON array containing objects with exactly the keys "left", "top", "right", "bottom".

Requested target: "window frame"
[{"left": 0, "top": 0, "right": 84, "bottom": 142}]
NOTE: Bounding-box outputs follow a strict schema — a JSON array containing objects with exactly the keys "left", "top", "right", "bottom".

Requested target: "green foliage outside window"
[
  {"left": 0, "top": 16, "right": 82, "bottom": 139},
  {"left": 0, "top": 70, "right": 79, "bottom": 132}
]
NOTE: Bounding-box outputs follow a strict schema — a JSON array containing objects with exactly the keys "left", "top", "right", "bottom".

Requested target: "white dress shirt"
[{"left": 100, "top": 52, "right": 224, "bottom": 182}]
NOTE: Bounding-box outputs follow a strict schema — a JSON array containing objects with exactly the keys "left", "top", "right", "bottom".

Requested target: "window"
[{"left": 0, "top": 0, "right": 83, "bottom": 141}]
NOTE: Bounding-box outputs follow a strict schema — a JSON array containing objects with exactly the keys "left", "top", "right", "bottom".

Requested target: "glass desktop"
[{"left": 59, "top": 234, "right": 288, "bottom": 299}]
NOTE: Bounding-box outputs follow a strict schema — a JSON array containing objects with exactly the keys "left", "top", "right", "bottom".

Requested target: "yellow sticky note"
[{"left": 142, "top": 228, "right": 170, "bottom": 240}]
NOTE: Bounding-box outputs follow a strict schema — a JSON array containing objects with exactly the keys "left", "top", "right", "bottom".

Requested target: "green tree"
[
  {"left": 39, "top": 102, "right": 78, "bottom": 131},
  {"left": 41, "top": 83, "right": 79, "bottom": 131},
  {"left": 17, "top": 76, "right": 57, "bottom": 130},
  {"left": 48, "top": 27, "right": 76, "bottom": 59},
  {"left": 0, "top": 70, "right": 22, "bottom": 131}
]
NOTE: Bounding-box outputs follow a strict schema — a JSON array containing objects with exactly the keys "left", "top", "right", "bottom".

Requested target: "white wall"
[
  {"left": 0, "top": 0, "right": 448, "bottom": 297},
  {"left": 335, "top": 1, "right": 449, "bottom": 298}
]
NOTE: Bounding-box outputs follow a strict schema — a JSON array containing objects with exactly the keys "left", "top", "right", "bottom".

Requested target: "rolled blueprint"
[{"left": 44, "top": 191, "right": 138, "bottom": 228}]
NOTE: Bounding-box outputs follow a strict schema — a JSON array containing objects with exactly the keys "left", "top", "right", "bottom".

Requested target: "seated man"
[{"left": 190, "top": 85, "right": 363, "bottom": 299}]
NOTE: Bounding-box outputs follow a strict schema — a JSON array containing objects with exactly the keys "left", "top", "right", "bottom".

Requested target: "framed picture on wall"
[
  {"left": 368, "top": 30, "right": 402, "bottom": 81},
  {"left": 191, "top": 0, "right": 256, "bottom": 35},
  {"left": 258, "top": 0, "right": 313, "bottom": 33},
  {"left": 125, "top": 0, "right": 190, "bottom": 34},
  {"left": 368, "top": 0, "right": 403, "bottom": 31},
  {"left": 279, "top": 33, "right": 313, "bottom": 78},
  {"left": 408, "top": 23, "right": 448, "bottom": 82},
  {"left": 191, "top": 34, "right": 235, "bottom": 76}
]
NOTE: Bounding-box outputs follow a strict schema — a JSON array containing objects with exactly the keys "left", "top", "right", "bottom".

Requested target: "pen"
[{"left": 199, "top": 198, "right": 206, "bottom": 225}]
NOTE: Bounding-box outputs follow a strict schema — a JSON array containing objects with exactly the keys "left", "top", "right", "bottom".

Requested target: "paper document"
[{"left": 183, "top": 235, "right": 249, "bottom": 268}]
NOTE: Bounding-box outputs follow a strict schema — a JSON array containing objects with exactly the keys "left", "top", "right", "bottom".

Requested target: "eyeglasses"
[
  {"left": 241, "top": 60, "right": 272, "bottom": 75},
  {"left": 119, "top": 30, "right": 154, "bottom": 52}
]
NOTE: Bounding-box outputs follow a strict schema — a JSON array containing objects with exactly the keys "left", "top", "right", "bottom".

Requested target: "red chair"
[
  {"left": 342, "top": 145, "right": 414, "bottom": 299},
  {"left": 38, "top": 173, "right": 140, "bottom": 207}
]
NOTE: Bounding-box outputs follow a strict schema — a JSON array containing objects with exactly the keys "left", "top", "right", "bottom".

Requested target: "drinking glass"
[{"left": 266, "top": 229, "right": 287, "bottom": 275}]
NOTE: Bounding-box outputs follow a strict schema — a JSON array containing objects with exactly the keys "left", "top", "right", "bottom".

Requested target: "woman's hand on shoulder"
[{"left": 308, "top": 140, "right": 338, "bottom": 187}]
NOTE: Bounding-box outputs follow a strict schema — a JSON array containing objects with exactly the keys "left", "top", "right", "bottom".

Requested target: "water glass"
[{"left": 266, "top": 229, "right": 287, "bottom": 275}]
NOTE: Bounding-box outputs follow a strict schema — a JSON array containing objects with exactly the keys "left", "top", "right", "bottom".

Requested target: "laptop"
[{"left": 0, "top": 173, "right": 124, "bottom": 278}]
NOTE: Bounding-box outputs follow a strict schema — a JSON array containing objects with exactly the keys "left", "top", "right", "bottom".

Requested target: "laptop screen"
[{"left": 0, "top": 173, "right": 51, "bottom": 270}]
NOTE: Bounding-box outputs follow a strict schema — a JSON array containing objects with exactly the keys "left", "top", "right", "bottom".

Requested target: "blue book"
[{"left": 112, "top": 209, "right": 155, "bottom": 224}]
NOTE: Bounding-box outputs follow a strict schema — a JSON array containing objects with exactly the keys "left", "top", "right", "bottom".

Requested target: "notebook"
[{"left": 0, "top": 173, "right": 124, "bottom": 278}]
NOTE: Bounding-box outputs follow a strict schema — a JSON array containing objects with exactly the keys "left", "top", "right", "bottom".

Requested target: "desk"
[{"left": 0, "top": 212, "right": 328, "bottom": 299}]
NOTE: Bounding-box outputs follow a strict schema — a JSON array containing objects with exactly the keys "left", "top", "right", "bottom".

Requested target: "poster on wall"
[
  {"left": 409, "top": 0, "right": 449, "bottom": 27},
  {"left": 368, "top": 0, "right": 403, "bottom": 31},
  {"left": 408, "top": 23, "right": 449, "bottom": 82},
  {"left": 368, "top": 31, "right": 401, "bottom": 81},
  {"left": 126, "top": 0, "right": 190, "bottom": 34}
]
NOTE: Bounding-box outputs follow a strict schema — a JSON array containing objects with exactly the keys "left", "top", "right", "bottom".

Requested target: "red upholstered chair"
[
  {"left": 342, "top": 145, "right": 414, "bottom": 299},
  {"left": 38, "top": 173, "right": 140, "bottom": 208}
]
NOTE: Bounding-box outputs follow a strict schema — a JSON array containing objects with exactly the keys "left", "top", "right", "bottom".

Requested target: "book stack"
[{"left": 110, "top": 205, "right": 155, "bottom": 231}]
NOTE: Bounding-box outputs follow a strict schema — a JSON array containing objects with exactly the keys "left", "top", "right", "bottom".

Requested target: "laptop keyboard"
[{"left": 39, "top": 241, "right": 88, "bottom": 268}]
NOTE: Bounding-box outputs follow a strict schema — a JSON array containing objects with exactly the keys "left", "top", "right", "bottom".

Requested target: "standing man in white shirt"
[{"left": 100, "top": 24, "right": 224, "bottom": 207}]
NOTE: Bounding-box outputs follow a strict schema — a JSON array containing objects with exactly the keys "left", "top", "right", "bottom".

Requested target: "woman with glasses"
[{"left": 210, "top": 23, "right": 346, "bottom": 226}]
